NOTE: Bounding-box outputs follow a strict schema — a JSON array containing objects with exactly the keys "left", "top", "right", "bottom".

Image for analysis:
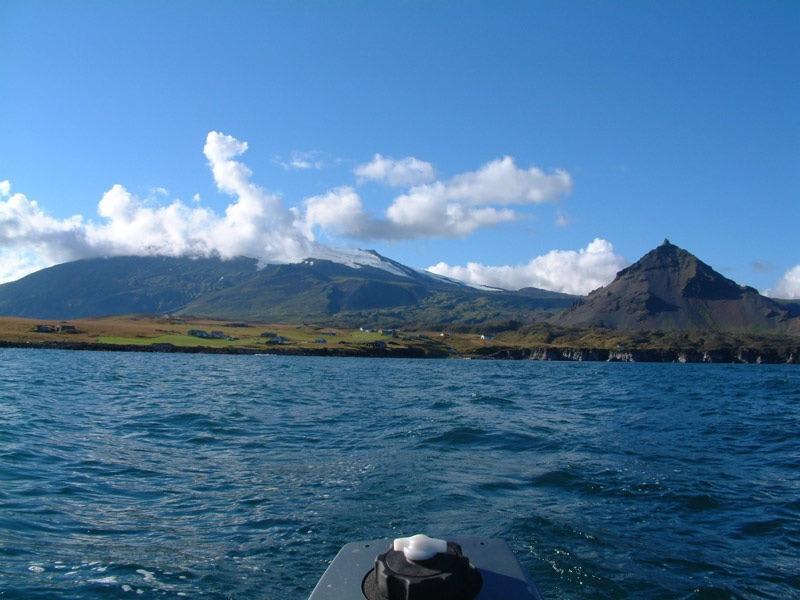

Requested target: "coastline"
[
  {"left": 1, "top": 339, "right": 797, "bottom": 364},
  {"left": 0, "top": 339, "right": 446, "bottom": 359}
]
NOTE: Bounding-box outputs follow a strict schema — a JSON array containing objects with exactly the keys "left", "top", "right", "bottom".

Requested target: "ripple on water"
[
  {"left": 468, "top": 393, "right": 520, "bottom": 409},
  {"left": 0, "top": 350, "right": 798, "bottom": 599}
]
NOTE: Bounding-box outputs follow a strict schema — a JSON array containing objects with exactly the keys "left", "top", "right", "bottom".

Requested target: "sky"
[{"left": 1, "top": 1, "right": 798, "bottom": 296}]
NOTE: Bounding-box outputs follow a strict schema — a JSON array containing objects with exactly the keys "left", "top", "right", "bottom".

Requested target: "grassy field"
[
  {"left": 1, "top": 315, "right": 797, "bottom": 360},
  {"left": 0, "top": 316, "right": 458, "bottom": 354}
]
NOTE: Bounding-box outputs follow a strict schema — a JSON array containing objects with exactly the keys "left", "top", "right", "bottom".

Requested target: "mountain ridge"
[{"left": 0, "top": 252, "right": 577, "bottom": 325}]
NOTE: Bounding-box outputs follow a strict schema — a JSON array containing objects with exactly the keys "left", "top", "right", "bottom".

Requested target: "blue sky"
[{"left": 1, "top": 1, "right": 798, "bottom": 295}]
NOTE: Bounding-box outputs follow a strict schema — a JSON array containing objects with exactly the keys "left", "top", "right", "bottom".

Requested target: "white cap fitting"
[{"left": 392, "top": 534, "right": 448, "bottom": 562}]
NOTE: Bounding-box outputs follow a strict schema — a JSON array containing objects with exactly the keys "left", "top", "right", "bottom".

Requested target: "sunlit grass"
[{"left": 97, "top": 334, "right": 264, "bottom": 347}]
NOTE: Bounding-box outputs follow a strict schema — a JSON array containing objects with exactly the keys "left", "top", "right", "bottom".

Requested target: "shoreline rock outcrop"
[
  {"left": 469, "top": 345, "right": 800, "bottom": 364},
  {"left": 0, "top": 339, "right": 797, "bottom": 364}
]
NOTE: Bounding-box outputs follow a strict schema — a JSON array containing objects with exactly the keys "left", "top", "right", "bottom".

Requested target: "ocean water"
[{"left": 0, "top": 349, "right": 798, "bottom": 599}]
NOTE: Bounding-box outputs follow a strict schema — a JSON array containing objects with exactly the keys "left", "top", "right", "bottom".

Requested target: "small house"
[
  {"left": 366, "top": 340, "right": 387, "bottom": 350},
  {"left": 209, "top": 331, "right": 226, "bottom": 339},
  {"left": 34, "top": 324, "right": 55, "bottom": 333},
  {"left": 57, "top": 323, "right": 78, "bottom": 334},
  {"left": 188, "top": 329, "right": 211, "bottom": 339}
]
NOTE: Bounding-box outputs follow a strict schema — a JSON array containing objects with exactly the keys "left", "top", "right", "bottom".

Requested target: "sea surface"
[{"left": 0, "top": 349, "right": 798, "bottom": 599}]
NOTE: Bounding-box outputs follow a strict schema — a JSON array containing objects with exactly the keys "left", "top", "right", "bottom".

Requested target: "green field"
[{"left": 97, "top": 325, "right": 395, "bottom": 349}]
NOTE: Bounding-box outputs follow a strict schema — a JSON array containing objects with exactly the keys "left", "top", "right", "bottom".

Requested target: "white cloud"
[
  {"left": 301, "top": 184, "right": 517, "bottom": 240},
  {"left": 0, "top": 191, "right": 90, "bottom": 280},
  {"left": 302, "top": 187, "right": 370, "bottom": 238},
  {"left": 0, "top": 249, "right": 55, "bottom": 284},
  {"left": 0, "top": 132, "right": 328, "bottom": 283},
  {"left": 383, "top": 185, "right": 516, "bottom": 238},
  {"left": 379, "top": 156, "right": 570, "bottom": 239},
  {"left": 0, "top": 192, "right": 87, "bottom": 254},
  {"left": 355, "top": 154, "right": 436, "bottom": 187},
  {"left": 315, "top": 155, "right": 570, "bottom": 240},
  {"left": 438, "top": 156, "right": 572, "bottom": 205},
  {"left": 766, "top": 265, "right": 800, "bottom": 299},
  {"left": 427, "top": 238, "right": 627, "bottom": 295},
  {"left": 201, "top": 131, "right": 311, "bottom": 260},
  {"left": 0, "top": 131, "right": 576, "bottom": 283},
  {"left": 275, "top": 151, "right": 325, "bottom": 171}
]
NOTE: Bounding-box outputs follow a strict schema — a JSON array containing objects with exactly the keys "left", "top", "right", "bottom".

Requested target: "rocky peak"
[{"left": 554, "top": 240, "right": 795, "bottom": 331}]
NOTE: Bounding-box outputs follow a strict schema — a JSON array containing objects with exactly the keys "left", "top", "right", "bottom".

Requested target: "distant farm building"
[{"left": 260, "top": 331, "right": 287, "bottom": 344}]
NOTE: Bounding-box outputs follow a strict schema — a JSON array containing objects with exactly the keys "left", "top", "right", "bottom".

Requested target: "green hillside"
[{"left": 0, "top": 254, "right": 578, "bottom": 325}]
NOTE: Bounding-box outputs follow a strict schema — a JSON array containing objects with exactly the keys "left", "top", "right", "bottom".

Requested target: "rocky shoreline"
[
  {"left": 0, "top": 340, "right": 448, "bottom": 359},
  {"left": 472, "top": 345, "right": 800, "bottom": 364},
  {"left": 1, "top": 339, "right": 798, "bottom": 363}
]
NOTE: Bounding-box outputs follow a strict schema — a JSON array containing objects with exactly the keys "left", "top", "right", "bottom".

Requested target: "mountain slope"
[
  {"left": 0, "top": 256, "right": 259, "bottom": 319},
  {"left": 180, "top": 258, "right": 436, "bottom": 321},
  {"left": 0, "top": 253, "right": 578, "bottom": 324},
  {"left": 553, "top": 240, "right": 796, "bottom": 331},
  {"left": 183, "top": 257, "right": 579, "bottom": 325}
]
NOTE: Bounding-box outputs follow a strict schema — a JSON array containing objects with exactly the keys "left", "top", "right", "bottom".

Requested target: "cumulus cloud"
[
  {"left": 427, "top": 238, "right": 627, "bottom": 295},
  {"left": 302, "top": 187, "right": 370, "bottom": 239},
  {"left": 0, "top": 132, "right": 327, "bottom": 282},
  {"left": 0, "top": 181, "right": 82, "bottom": 264},
  {"left": 0, "top": 131, "right": 576, "bottom": 283},
  {"left": 383, "top": 187, "right": 516, "bottom": 239},
  {"left": 0, "top": 189, "right": 89, "bottom": 280},
  {"left": 0, "top": 249, "right": 49, "bottom": 285},
  {"left": 766, "top": 265, "right": 800, "bottom": 299},
  {"left": 355, "top": 154, "right": 436, "bottom": 187},
  {"left": 301, "top": 184, "right": 517, "bottom": 241},
  {"left": 312, "top": 155, "right": 570, "bottom": 240},
  {"left": 436, "top": 156, "right": 571, "bottom": 206},
  {"left": 381, "top": 157, "right": 570, "bottom": 238}
]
